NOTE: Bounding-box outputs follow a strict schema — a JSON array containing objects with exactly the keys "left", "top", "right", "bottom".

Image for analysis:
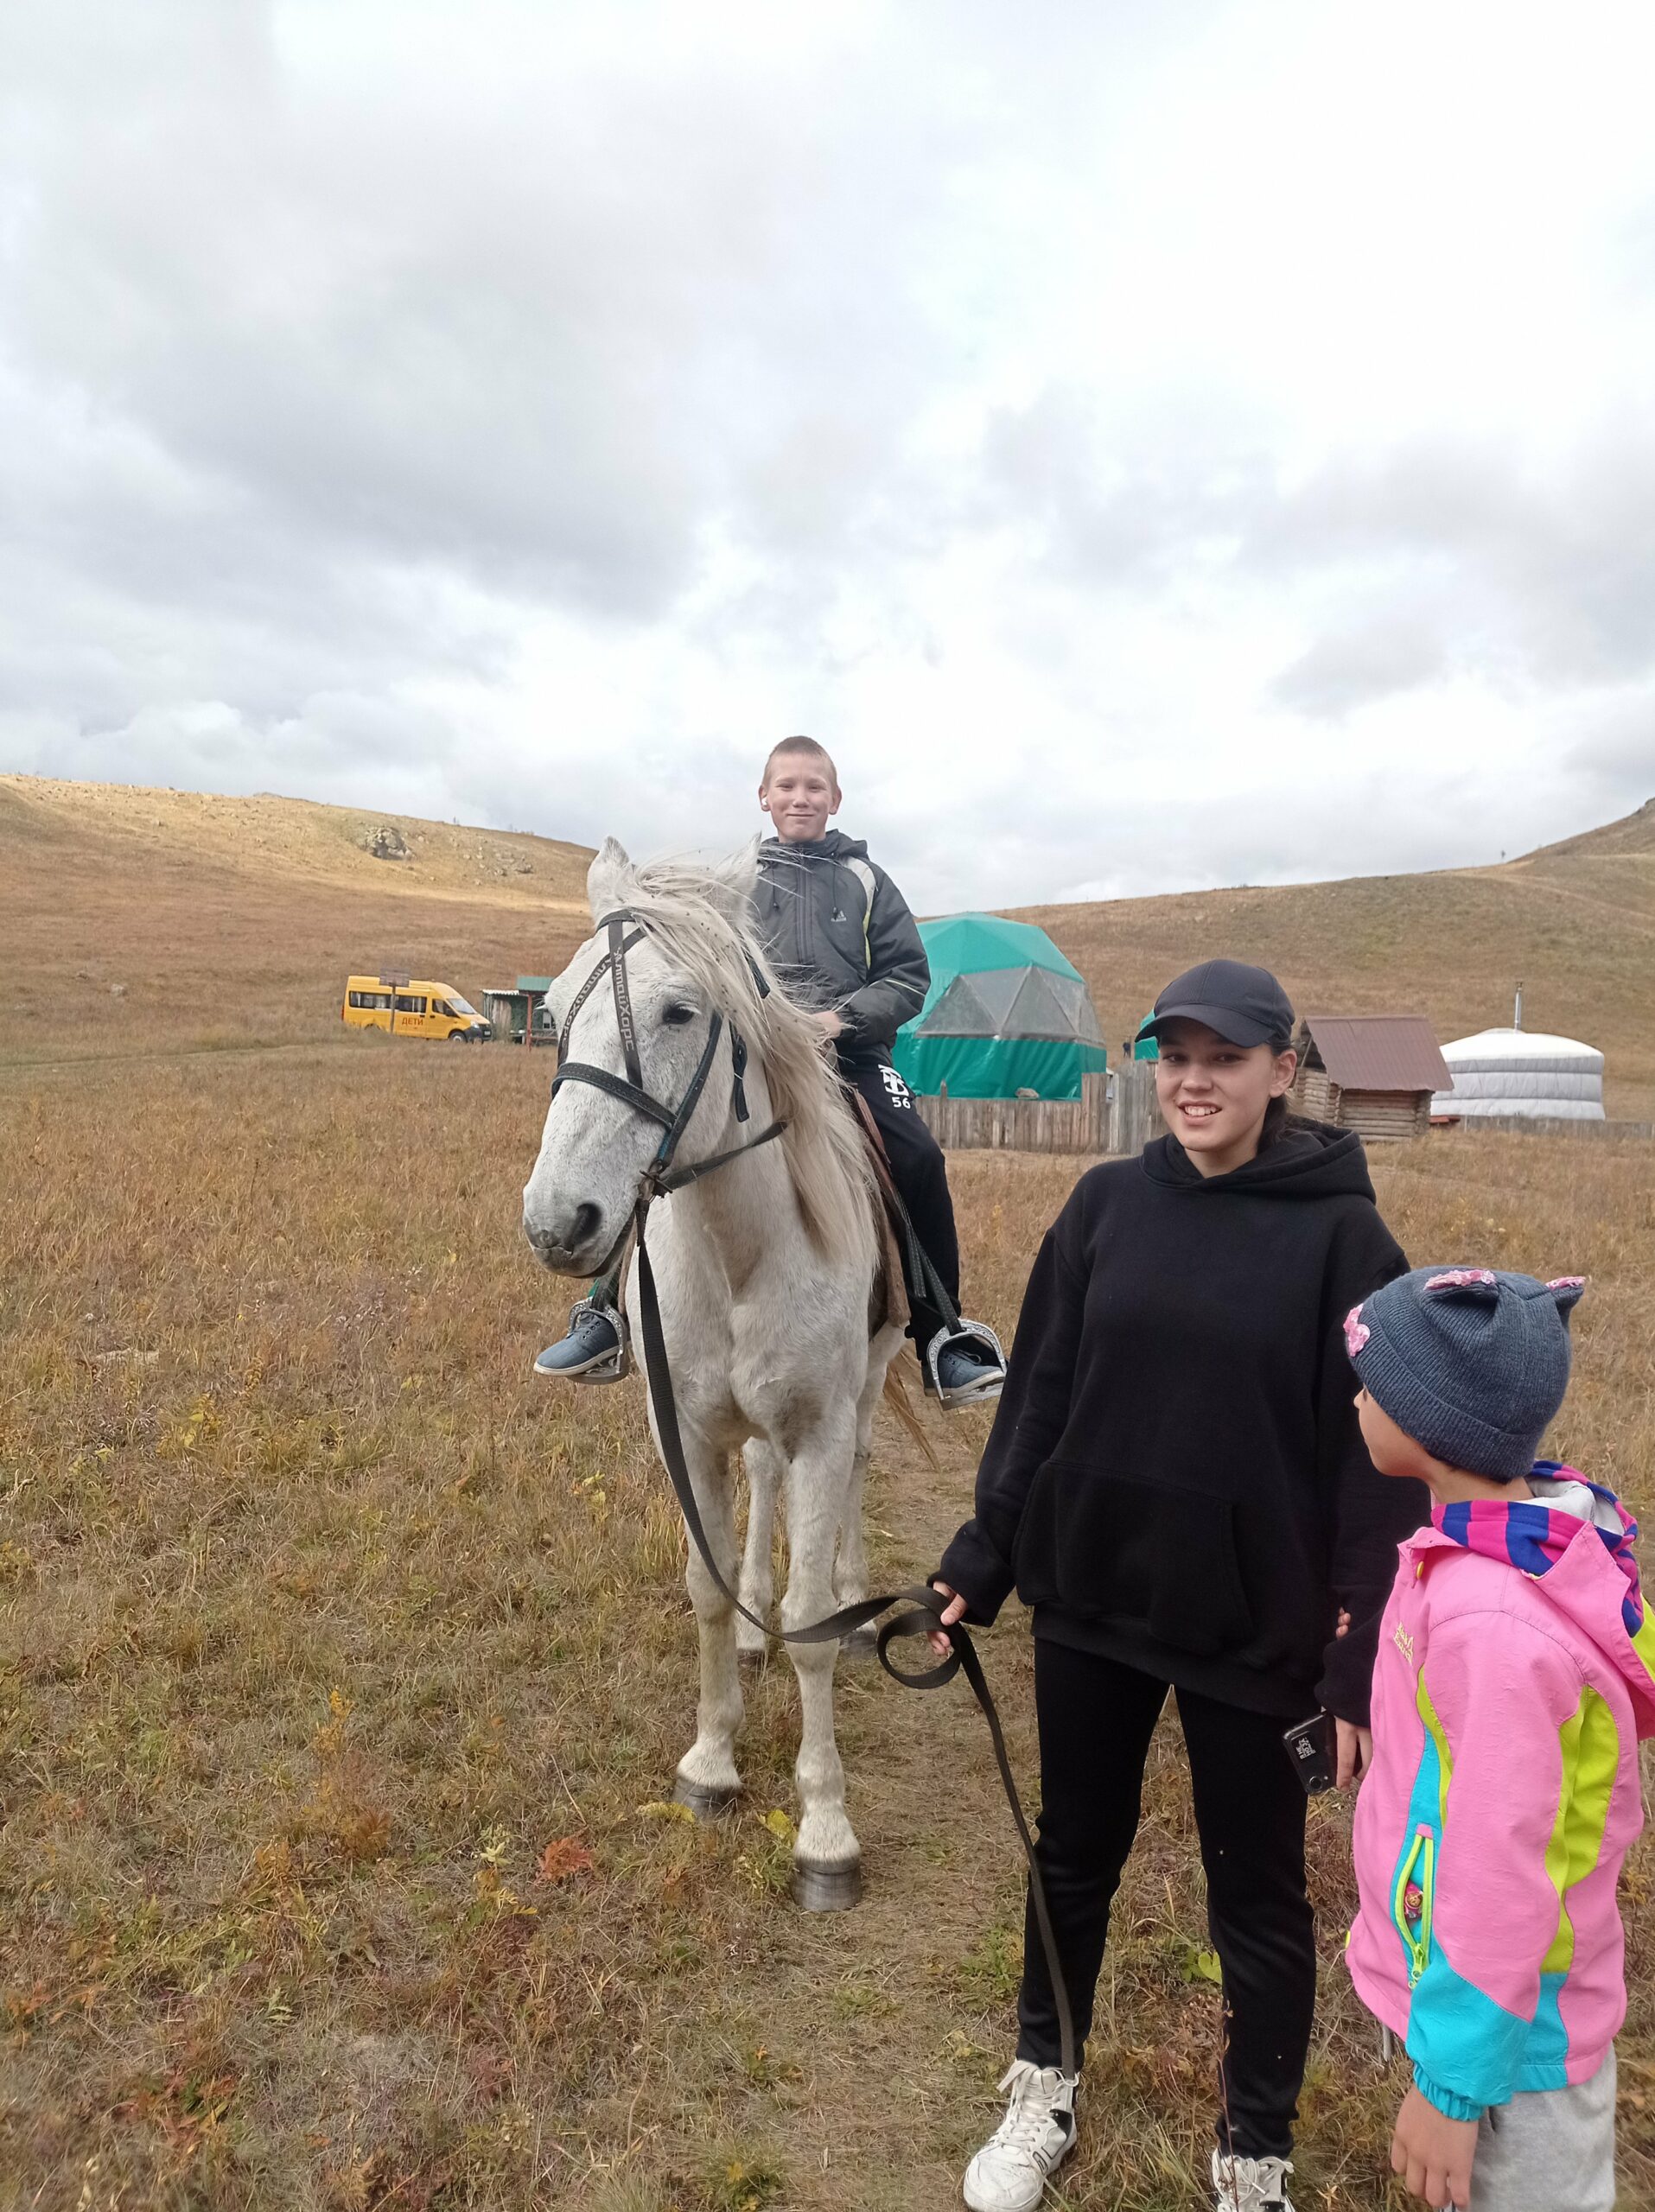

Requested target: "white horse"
[{"left": 521, "top": 839, "right": 909, "bottom": 1906}]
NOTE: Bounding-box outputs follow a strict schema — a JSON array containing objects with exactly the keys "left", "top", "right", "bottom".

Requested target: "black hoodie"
[{"left": 938, "top": 1124, "right": 1424, "bottom": 1725}]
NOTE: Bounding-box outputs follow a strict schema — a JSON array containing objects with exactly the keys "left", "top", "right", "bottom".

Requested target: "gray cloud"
[
  {"left": 3, "top": 1, "right": 1655, "bottom": 908},
  {"left": 1257, "top": 431, "right": 1655, "bottom": 701},
  {"left": 1269, "top": 614, "right": 1450, "bottom": 716}
]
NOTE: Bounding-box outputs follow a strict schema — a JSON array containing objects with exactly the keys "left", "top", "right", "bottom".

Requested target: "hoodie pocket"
[
  {"left": 1014, "top": 1463, "right": 1256, "bottom": 1659},
  {"left": 1391, "top": 1827, "right": 1436, "bottom": 1986}
]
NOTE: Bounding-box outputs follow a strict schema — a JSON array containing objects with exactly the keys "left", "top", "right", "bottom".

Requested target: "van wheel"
[{"left": 450, "top": 1032, "right": 468, "bottom": 1043}]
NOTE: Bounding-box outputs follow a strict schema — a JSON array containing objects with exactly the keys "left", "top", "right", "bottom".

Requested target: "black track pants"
[
  {"left": 843, "top": 1058, "right": 961, "bottom": 1343},
  {"left": 1015, "top": 1640, "right": 1316, "bottom": 2162}
]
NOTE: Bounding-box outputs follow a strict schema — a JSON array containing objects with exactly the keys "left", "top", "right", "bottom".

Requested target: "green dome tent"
[{"left": 893, "top": 914, "right": 1108, "bottom": 1101}]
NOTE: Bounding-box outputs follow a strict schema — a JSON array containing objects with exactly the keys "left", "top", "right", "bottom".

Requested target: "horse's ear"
[
  {"left": 707, "top": 836, "right": 761, "bottom": 917},
  {"left": 586, "top": 837, "right": 631, "bottom": 924}
]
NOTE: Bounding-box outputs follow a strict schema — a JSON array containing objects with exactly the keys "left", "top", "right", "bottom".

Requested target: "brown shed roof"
[{"left": 1296, "top": 1014, "right": 1451, "bottom": 1094}]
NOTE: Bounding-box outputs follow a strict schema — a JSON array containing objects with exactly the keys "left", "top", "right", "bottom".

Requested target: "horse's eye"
[{"left": 661, "top": 1003, "right": 697, "bottom": 1028}]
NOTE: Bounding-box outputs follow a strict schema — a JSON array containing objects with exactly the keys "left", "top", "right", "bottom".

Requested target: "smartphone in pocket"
[{"left": 1283, "top": 1710, "right": 1337, "bottom": 1796}]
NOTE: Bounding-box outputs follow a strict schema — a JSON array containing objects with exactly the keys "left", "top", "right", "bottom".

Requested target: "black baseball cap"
[{"left": 1136, "top": 959, "right": 1295, "bottom": 1050}]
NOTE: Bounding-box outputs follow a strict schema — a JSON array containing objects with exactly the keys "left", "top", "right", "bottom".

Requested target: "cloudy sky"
[{"left": 3, "top": 1, "right": 1654, "bottom": 909}]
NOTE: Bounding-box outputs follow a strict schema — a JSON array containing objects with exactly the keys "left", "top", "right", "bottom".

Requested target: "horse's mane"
[{"left": 604, "top": 853, "right": 877, "bottom": 1268}]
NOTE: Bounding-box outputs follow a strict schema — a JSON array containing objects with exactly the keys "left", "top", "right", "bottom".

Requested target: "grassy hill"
[
  {"left": 4, "top": 772, "right": 1652, "bottom": 1113},
  {"left": 0, "top": 777, "right": 597, "bottom": 1065},
  {"left": 1016, "top": 796, "right": 1655, "bottom": 1120}
]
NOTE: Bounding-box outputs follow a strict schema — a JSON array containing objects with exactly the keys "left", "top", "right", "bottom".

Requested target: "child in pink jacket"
[{"left": 1344, "top": 1265, "right": 1655, "bottom": 2210}]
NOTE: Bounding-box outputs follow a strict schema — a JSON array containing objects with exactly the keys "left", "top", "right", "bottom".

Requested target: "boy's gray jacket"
[{"left": 754, "top": 831, "right": 929, "bottom": 1063}]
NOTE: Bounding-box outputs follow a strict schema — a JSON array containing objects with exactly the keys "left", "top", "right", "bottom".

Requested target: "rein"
[{"left": 550, "top": 908, "right": 1076, "bottom": 2077}]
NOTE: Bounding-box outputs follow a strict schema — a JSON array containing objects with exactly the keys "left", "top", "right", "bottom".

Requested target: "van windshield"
[{"left": 449, "top": 995, "right": 479, "bottom": 1019}]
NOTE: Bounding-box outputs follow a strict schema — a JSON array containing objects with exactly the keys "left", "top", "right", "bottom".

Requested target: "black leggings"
[
  {"left": 1016, "top": 1640, "right": 1315, "bottom": 2162},
  {"left": 843, "top": 1058, "right": 961, "bottom": 1343}
]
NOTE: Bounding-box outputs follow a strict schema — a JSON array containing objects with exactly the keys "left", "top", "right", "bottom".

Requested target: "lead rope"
[{"left": 631, "top": 1208, "right": 1075, "bottom": 2079}]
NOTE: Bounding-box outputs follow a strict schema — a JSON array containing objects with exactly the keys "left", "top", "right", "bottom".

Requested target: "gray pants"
[{"left": 1467, "top": 2048, "right": 1616, "bottom": 2211}]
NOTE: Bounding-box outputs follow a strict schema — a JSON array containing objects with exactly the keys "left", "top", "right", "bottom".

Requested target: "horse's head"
[{"left": 521, "top": 837, "right": 767, "bottom": 1274}]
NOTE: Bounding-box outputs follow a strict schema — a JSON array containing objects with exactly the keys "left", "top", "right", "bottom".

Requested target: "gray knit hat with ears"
[{"left": 1344, "top": 1267, "right": 1586, "bottom": 1481}]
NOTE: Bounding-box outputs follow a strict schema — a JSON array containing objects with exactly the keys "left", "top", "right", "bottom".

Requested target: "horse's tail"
[{"left": 882, "top": 1355, "right": 939, "bottom": 1471}]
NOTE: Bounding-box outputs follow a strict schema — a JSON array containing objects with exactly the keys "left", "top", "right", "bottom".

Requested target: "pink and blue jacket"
[{"left": 1348, "top": 1465, "right": 1655, "bottom": 2119}]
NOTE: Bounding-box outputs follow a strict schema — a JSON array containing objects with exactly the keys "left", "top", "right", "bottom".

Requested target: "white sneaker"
[
  {"left": 962, "top": 2060, "right": 1078, "bottom": 2212},
  {"left": 1212, "top": 2147, "right": 1295, "bottom": 2211}
]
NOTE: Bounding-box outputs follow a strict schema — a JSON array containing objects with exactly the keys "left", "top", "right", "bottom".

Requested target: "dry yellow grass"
[{"left": 3, "top": 1044, "right": 1653, "bottom": 2211}]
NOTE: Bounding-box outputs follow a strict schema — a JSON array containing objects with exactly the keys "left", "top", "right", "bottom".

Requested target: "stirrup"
[
  {"left": 926, "top": 1319, "right": 1007, "bottom": 1407},
  {"left": 556, "top": 1302, "right": 631, "bottom": 1385},
  {"left": 581, "top": 1306, "right": 630, "bottom": 1384}
]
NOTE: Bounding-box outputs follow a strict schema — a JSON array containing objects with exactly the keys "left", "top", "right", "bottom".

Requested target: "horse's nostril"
[{"left": 526, "top": 1203, "right": 602, "bottom": 1259}]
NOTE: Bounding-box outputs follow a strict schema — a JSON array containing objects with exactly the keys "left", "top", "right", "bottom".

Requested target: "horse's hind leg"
[
  {"left": 736, "top": 1439, "right": 780, "bottom": 1667},
  {"left": 780, "top": 1422, "right": 861, "bottom": 1907},
  {"left": 672, "top": 1440, "right": 744, "bottom": 1820}
]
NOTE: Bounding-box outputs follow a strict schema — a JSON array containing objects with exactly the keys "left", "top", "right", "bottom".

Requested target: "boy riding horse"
[{"left": 535, "top": 735, "right": 1006, "bottom": 1408}]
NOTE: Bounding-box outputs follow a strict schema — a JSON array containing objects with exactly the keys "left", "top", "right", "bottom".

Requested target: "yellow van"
[{"left": 342, "top": 976, "right": 490, "bottom": 1043}]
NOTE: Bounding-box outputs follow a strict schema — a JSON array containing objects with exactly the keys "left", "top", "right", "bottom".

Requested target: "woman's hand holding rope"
[{"left": 927, "top": 1580, "right": 968, "bottom": 1658}]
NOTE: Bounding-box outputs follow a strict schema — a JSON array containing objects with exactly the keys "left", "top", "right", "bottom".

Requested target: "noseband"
[{"left": 550, "top": 911, "right": 787, "bottom": 1216}]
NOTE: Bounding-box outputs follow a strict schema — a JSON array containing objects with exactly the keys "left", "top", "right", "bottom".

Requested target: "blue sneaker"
[
  {"left": 533, "top": 1302, "right": 627, "bottom": 1383},
  {"left": 927, "top": 1324, "right": 1007, "bottom": 1408}
]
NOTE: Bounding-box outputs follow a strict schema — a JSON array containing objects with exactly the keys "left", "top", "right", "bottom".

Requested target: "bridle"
[
  {"left": 542, "top": 906, "right": 1076, "bottom": 2073},
  {"left": 550, "top": 910, "right": 788, "bottom": 1262}
]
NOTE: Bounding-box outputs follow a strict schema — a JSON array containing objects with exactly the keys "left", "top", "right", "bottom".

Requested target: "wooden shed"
[
  {"left": 481, "top": 976, "right": 555, "bottom": 1045},
  {"left": 1292, "top": 1014, "right": 1451, "bottom": 1141}
]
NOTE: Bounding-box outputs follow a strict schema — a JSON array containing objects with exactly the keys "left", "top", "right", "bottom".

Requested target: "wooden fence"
[
  {"left": 913, "top": 1065, "right": 1159, "bottom": 1157},
  {"left": 912, "top": 1069, "right": 1654, "bottom": 1160}
]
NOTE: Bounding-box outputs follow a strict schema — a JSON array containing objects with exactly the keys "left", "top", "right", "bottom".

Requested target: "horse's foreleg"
[
  {"left": 835, "top": 1343, "right": 896, "bottom": 1656},
  {"left": 834, "top": 1375, "right": 880, "bottom": 1611},
  {"left": 672, "top": 1439, "right": 744, "bottom": 1818},
  {"left": 737, "top": 1438, "right": 780, "bottom": 1662},
  {"left": 780, "top": 1427, "right": 861, "bottom": 1904}
]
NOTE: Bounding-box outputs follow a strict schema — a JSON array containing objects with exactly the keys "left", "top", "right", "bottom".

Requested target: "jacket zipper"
[{"left": 1392, "top": 1826, "right": 1435, "bottom": 1986}]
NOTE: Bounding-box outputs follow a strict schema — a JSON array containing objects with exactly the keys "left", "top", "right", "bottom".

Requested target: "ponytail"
[{"left": 1256, "top": 1033, "right": 1299, "bottom": 1152}]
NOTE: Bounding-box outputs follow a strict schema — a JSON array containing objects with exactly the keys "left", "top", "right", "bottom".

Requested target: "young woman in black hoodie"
[{"left": 932, "top": 960, "right": 1425, "bottom": 2212}]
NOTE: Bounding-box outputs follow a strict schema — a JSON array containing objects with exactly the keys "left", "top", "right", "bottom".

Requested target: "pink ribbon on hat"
[
  {"left": 1423, "top": 1268, "right": 1498, "bottom": 1293},
  {"left": 1343, "top": 1304, "right": 1370, "bottom": 1357}
]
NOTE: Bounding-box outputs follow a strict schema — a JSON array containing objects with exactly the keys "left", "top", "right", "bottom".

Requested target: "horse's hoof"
[
  {"left": 673, "top": 1776, "right": 739, "bottom": 1821},
  {"left": 792, "top": 1859, "right": 863, "bottom": 1912},
  {"left": 838, "top": 1622, "right": 879, "bottom": 1661}
]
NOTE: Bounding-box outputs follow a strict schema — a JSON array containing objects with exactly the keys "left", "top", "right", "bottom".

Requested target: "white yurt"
[{"left": 1432, "top": 1029, "right": 1606, "bottom": 1122}]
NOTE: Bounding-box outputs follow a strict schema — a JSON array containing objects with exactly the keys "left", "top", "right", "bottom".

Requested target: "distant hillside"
[
  {"left": 0, "top": 776, "right": 596, "bottom": 1065},
  {"left": 1015, "top": 797, "right": 1655, "bottom": 1119},
  {"left": 4, "top": 773, "right": 1651, "bottom": 1116},
  {"left": 1, "top": 777, "right": 594, "bottom": 905}
]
